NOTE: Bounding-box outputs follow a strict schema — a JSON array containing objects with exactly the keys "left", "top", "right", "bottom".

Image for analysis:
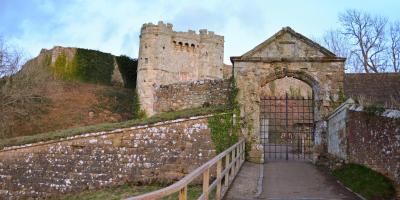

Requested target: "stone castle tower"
[{"left": 137, "top": 21, "right": 225, "bottom": 116}]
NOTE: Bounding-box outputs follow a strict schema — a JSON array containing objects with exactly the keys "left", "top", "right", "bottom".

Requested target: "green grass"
[
  {"left": 0, "top": 105, "right": 227, "bottom": 150},
  {"left": 51, "top": 183, "right": 204, "bottom": 200},
  {"left": 332, "top": 163, "right": 396, "bottom": 200}
]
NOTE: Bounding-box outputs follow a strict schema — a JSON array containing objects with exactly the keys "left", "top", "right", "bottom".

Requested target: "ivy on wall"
[
  {"left": 330, "top": 89, "right": 347, "bottom": 110},
  {"left": 53, "top": 52, "right": 70, "bottom": 79},
  {"left": 208, "top": 77, "right": 241, "bottom": 153},
  {"left": 115, "top": 55, "right": 138, "bottom": 89},
  {"left": 73, "top": 48, "right": 115, "bottom": 85},
  {"left": 132, "top": 90, "right": 146, "bottom": 118},
  {"left": 208, "top": 113, "right": 239, "bottom": 153},
  {"left": 52, "top": 49, "right": 138, "bottom": 88}
]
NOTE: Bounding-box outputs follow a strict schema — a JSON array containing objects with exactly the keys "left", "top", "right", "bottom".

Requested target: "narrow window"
[
  {"left": 185, "top": 43, "right": 189, "bottom": 52},
  {"left": 178, "top": 42, "right": 183, "bottom": 51}
]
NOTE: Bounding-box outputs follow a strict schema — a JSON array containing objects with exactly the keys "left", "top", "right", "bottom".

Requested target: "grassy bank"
[
  {"left": 332, "top": 164, "right": 396, "bottom": 200},
  {"left": 0, "top": 105, "right": 227, "bottom": 149}
]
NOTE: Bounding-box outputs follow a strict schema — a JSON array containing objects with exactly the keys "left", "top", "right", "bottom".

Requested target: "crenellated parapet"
[{"left": 136, "top": 21, "right": 225, "bottom": 116}]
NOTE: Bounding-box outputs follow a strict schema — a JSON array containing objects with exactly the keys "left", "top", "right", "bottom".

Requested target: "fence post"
[
  {"left": 203, "top": 168, "right": 210, "bottom": 200},
  {"left": 243, "top": 141, "right": 246, "bottom": 162},
  {"left": 231, "top": 148, "right": 236, "bottom": 178},
  {"left": 216, "top": 160, "right": 222, "bottom": 200},
  {"left": 179, "top": 186, "right": 187, "bottom": 200},
  {"left": 240, "top": 142, "right": 244, "bottom": 162},
  {"left": 236, "top": 145, "right": 240, "bottom": 173},
  {"left": 225, "top": 154, "right": 230, "bottom": 188}
]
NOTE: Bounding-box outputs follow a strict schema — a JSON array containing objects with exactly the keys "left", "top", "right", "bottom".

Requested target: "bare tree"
[
  {"left": 389, "top": 21, "right": 400, "bottom": 72},
  {"left": 322, "top": 29, "right": 364, "bottom": 72},
  {"left": 0, "top": 37, "right": 55, "bottom": 138},
  {"left": 323, "top": 29, "right": 350, "bottom": 58},
  {"left": 339, "top": 9, "right": 388, "bottom": 73},
  {"left": 0, "top": 37, "right": 22, "bottom": 77}
]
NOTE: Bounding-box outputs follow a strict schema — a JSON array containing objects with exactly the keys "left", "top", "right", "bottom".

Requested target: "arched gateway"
[{"left": 231, "top": 27, "right": 345, "bottom": 163}]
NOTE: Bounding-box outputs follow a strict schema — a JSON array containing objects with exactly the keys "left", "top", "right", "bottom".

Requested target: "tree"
[
  {"left": 322, "top": 29, "right": 363, "bottom": 72},
  {"left": 389, "top": 21, "right": 400, "bottom": 72},
  {"left": 0, "top": 37, "right": 22, "bottom": 77},
  {"left": 0, "top": 37, "right": 54, "bottom": 138},
  {"left": 339, "top": 9, "right": 388, "bottom": 73},
  {"left": 323, "top": 29, "right": 349, "bottom": 58}
]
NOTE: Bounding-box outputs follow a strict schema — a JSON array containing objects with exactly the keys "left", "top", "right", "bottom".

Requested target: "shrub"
[{"left": 364, "top": 104, "right": 385, "bottom": 115}]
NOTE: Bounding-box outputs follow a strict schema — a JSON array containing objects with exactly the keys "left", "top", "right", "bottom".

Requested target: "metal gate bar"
[{"left": 260, "top": 94, "right": 314, "bottom": 161}]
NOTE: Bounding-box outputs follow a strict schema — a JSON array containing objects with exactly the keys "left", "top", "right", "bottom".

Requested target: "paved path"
[
  {"left": 224, "top": 161, "right": 361, "bottom": 200},
  {"left": 261, "top": 161, "right": 361, "bottom": 200},
  {"left": 224, "top": 162, "right": 262, "bottom": 200}
]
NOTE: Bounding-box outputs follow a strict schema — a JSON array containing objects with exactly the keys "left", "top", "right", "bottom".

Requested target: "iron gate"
[{"left": 260, "top": 94, "right": 314, "bottom": 161}]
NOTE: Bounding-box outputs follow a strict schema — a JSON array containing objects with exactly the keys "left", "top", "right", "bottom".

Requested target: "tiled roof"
[{"left": 344, "top": 73, "right": 400, "bottom": 108}]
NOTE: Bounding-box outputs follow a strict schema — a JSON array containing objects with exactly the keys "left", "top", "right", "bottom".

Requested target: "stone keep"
[{"left": 137, "top": 21, "right": 225, "bottom": 116}]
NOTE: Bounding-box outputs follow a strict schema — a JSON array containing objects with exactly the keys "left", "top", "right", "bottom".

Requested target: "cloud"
[{"left": 2, "top": 0, "right": 399, "bottom": 63}]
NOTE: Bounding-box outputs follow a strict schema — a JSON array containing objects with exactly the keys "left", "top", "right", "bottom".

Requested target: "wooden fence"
[{"left": 125, "top": 139, "right": 246, "bottom": 200}]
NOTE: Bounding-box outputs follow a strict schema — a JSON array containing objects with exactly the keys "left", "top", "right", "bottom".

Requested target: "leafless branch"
[
  {"left": 339, "top": 9, "right": 388, "bottom": 73},
  {"left": 389, "top": 21, "right": 400, "bottom": 72}
]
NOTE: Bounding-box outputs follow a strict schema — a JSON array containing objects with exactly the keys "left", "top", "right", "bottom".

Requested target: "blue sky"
[{"left": 1, "top": 0, "right": 399, "bottom": 63}]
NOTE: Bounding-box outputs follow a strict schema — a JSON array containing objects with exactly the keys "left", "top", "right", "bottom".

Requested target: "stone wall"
[
  {"left": 0, "top": 116, "right": 216, "bottom": 199},
  {"left": 154, "top": 79, "right": 230, "bottom": 113},
  {"left": 326, "top": 104, "right": 400, "bottom": 191},
  {"left": 327, "top": 99, "right": 354, "bottom": 160},
  {"left": 347, "top": 110, "right": 400, "bottom": 188},
  {"left": 137, "top": 21, "right": 225, "bottom": 116}
]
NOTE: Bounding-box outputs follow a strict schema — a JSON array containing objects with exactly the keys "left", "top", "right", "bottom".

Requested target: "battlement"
[
  {"left": 140, "top": 21, "right": 224, "bottom": 42},
  {"left": 141, "top": 21, "right": 173, "bottom": 33},
  {"left": 137, "top": 21, "right": 225, "bottom": 116}
]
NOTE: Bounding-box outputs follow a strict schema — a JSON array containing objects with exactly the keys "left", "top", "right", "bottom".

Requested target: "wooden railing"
[{"left": 125, "top": 139, "right": 246, "bottom": 200}]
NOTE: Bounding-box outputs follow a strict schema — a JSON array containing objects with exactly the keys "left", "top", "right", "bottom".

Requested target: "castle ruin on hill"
[{"left": 137, "top": 21, "right": 225, "bottom": 116}]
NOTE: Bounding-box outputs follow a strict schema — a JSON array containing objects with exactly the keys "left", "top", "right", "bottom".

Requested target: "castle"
[{"left": 137, "top": 21, "right": 225, "bottom": 116}]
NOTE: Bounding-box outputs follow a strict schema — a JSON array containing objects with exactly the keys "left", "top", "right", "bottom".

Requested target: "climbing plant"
[
  {"left": 208, "top": 113, "right": 239, "bottom": 153},
  {"left": 330, "top": 89, "right": 347, "bottom": 110},
  {"left": 73, "top": 48, "right": 115, "bottom": 85},
  {"left": 132, "top": 89, "right": 146, "bottom": 119},
  {"left": 208, "top": 77, "right": 241, "bottom": 153},
  {"left": 52, "top": 48, "right": 115, "bottom": 85},
  {"left": 115, "top": 55, "right": 138, "bottom": 89},
  {"left": 364, "top": 104, "right": 385, "bottom": 115}
]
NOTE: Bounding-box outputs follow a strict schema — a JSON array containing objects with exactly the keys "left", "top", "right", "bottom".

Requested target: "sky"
[{"left": 1, "top": 0, "right": 400, "bottom": 64}]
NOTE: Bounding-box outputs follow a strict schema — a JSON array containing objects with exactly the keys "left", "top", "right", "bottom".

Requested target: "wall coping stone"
[
  {"left": 0, "top": 114, "right": 215, "bottom": 152},
  {"left": 327, "top": 98, "right": 355, "bottom": 120},
  {"left": 349, "top": 105, "right": 400, "bottom": 119}
]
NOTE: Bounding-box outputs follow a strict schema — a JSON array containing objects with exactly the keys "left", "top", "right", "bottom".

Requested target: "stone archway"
[
  {"left": 231, "top": 27, "right": 345, "bottom": 163},
  {"left": 259, "top": 69, "right": 320, "bottom": 161}
]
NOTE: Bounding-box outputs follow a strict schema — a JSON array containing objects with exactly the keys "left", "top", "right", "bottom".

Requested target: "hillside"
[{"left": 0, "top": 46, "right": 140, "bottom": 138}]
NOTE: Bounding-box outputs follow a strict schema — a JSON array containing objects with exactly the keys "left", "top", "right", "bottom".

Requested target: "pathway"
[{"left": 224, "top": 161, "right": 361, "bottom": 200}]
